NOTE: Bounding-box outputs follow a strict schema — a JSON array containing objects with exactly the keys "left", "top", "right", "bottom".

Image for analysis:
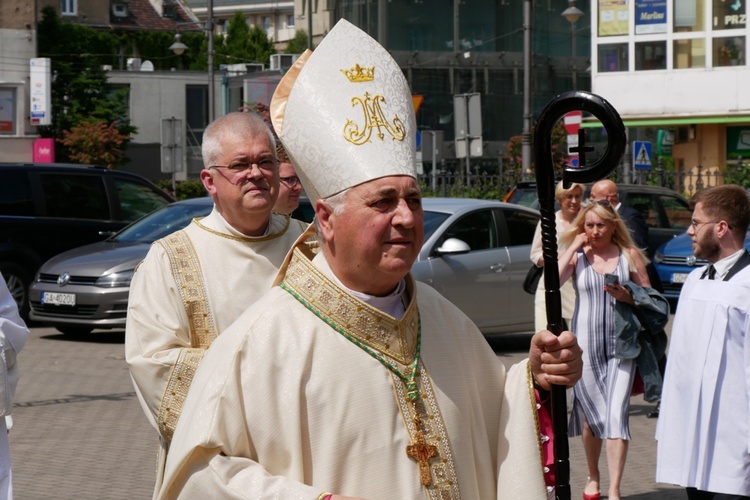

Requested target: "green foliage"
[
  {"left": 722, "top": 164, "right": 750, "bottom": 190},
  {"left": 60, "top": 120, "right": 131, "bottom": 169},
  {"left": 214, "top": 14, "right": 276, "bottom": 67},
  {"left": 37, "top": 6, "right": 136, "bottom": 163},
  {"left": 286, "top": 30, "right": 309, "bottom": 54},
  {"left": 154, "top": 180, "right": 208, "bottom": 200},
  {"left": 504, "top": 122, "right": 568, "bottom": 180}
]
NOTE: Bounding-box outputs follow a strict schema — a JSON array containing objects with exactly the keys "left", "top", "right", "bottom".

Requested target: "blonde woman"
[
  {"left": 529, "top": 181, "right": 584, "bottom": 331},
  {"left": 558, "top": 200, "right": 651, "bottom": 500}
]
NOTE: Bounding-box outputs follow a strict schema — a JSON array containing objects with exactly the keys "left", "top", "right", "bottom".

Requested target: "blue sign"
[
  {"left": 635, "top": 0, "right": 667, "bottom": 35},
  {"left": 633, "top": 141, "right": 653, "bottom": 169},
  {"left": 416, "top": 131, "right": 422, "bottom": 150}
]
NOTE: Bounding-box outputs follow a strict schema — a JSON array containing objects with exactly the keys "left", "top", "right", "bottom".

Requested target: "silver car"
[
  {"left": 30, "top": 197, "right": 538, "bottom": 336},
  {"left": 415, "top": 198, "right": 539, "bottom": 335},
  {"left": 28, "top": 197, "right": 215, "bottom": 335}
]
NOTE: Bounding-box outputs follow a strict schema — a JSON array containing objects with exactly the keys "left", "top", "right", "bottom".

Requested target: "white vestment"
[
  {"left": 158, "top": 237, "right": 548, "bottom": 500},
  {"left": 655, "top": 264, "right": 750, "bottom": 496},
  {"left": 0, "top": 274, "right": 30, "bottom": 500},
  {"left": 125, "top": 209, "right": 306, "bottom": 492}
]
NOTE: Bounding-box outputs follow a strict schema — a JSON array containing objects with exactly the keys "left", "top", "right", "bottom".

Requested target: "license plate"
[
  {"left": 671, "top": 273, "right": 689, "bottom": 284},
  {"left": 41, "top": 292, "right": 76, "bottom": 306}
]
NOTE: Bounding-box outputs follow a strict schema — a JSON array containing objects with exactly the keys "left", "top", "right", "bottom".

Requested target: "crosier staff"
[{"left": 533, "top": 91, "right": 626, "bottom": 500}]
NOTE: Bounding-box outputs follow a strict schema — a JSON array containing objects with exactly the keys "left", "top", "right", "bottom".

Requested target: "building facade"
[{"left": 590, "top": 0, "right": 750, "bottom": 188}]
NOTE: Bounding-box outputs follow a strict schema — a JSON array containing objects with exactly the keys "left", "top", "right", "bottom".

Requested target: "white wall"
[{"left": 593, "top": 66, "right": 750, "bottom": 118}]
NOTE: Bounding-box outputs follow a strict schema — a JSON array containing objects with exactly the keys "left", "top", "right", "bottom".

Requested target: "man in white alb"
[{"left": 125, "top": 112, "right": 307, "bottom": 494}]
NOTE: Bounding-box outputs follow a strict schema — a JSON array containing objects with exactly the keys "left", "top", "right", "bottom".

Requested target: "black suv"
[
  {"left": 0, "top": 163, "right": 173, "bottom": 317},
  {"left": 504, "top": 181, "right": 691, "bottom": 258}
]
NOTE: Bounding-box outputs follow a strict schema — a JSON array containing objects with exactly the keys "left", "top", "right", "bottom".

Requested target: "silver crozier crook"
[{"left": 533, "top": 90, "right": 626, "bottom": 500}]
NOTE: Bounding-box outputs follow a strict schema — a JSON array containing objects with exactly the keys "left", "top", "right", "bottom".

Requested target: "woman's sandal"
[{"left": 582, "top": 477, "right": 601, "bottom": 500}]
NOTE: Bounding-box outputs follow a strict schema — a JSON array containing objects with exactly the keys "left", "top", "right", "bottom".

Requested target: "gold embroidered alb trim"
[
  {"left": 158, "top": 348, "right": 204, "bottom": 442},
  {"left": 193, "top": 213, "right": 291, "bottom": 242},
  {"left": 155, "top": 229, "right": 218, "bottom": 441},
  {"left": 280, "top": 247, "right": 460, "bottom": 498}
]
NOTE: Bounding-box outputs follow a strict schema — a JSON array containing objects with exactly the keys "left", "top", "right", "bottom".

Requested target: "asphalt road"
[{"left": 9, "top": 325, "right": 683, "bottom": 499}]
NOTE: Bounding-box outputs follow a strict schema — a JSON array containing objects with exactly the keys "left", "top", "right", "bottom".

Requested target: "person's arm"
[
  {"left": 0, "top": 275, "right": 30, "bottom": 414},
  {"left": 530, "top": 221, "right": 544, "bottom": 267},
  {"left": 558, "top": 233, "right": 587, "bottom": 284},
  {"left": 604, "top": 247, "right": 651, "bottom": 304},
  {"left": 125, "top": 244, "right": 200, "bottom": 440}
]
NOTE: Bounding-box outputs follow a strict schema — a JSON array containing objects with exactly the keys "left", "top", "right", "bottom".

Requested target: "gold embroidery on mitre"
[
  {"left": 343, "top": 92, "right": 406, "bottom": 145},
  {"left": 340, "top": 63, "right": 375, "bottom": 82}
]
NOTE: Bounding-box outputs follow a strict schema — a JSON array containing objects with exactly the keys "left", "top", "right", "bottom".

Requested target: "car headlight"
[{"left": 95, "top": 270, "right": 134, "bottom": 288}]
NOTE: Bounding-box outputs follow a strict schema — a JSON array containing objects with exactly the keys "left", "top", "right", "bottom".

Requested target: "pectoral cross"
[{"left": 406, "top": 419, "right": 438, "bottom": 487}]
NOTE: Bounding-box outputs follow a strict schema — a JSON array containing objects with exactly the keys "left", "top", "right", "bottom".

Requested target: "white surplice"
[
  {"left": 656, "top": 264, "right": 750, "bottom": 496},
  {"left": 158, "top": 237, "right": 548, "bottom": 500},
  {"left": 125, "top": 209, "right": 307, "bottom": 493},
  {"left": 0, "top": 274, "right": 30, "bottom": 500}
]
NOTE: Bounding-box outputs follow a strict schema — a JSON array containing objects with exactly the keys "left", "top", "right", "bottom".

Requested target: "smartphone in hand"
[{"left": 604, "top": 273, "right": 619, "bottom": 286}]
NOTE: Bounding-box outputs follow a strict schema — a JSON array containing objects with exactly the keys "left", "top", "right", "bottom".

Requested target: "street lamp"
[
  {"left": 561, "top": 0, "right": 584, "bottom": 58},
  {"left": 169, "top": 0, "right": 214, "bottom": 122}
]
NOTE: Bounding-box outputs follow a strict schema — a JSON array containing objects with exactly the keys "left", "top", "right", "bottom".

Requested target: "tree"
[
  {"left": 215, "top": 13, "right": 276, "bottom": 67},
  {"left": 286, "top": 30, "right": 309, "bottom": 54},
  {"left": 504, "top": 121, "right": 568, "bottom": 177},
  {"left": 60, "top": 120, "right": 131, "bottom": 169},
  {"left": 36, "top": 6, "right": 136, "bottom": 163}
]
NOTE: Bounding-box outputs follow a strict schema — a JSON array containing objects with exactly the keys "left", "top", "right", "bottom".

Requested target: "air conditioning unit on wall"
[{"left": 269, "top": 54, "right": 299, "bottom": 71}]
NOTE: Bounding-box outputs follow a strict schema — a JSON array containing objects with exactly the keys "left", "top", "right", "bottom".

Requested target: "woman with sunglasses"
[
  {"left": 558, "top": 199, "right": 651, "bottom": 500},
  {"left": 529, "top": 180, "right": 584, "bottom": 332}
]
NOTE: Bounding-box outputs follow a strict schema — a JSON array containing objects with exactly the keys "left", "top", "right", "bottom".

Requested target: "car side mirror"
[{"left": 435, "top": 238, "right": 471, "bottom": 255}]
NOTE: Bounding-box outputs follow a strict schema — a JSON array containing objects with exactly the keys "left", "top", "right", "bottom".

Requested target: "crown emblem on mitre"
[
  {"left": 340, "top": 64, "right": 375, "bottom": 82},
  {"left": 270, "top": 19, "right": 416, "bottom": 204}
]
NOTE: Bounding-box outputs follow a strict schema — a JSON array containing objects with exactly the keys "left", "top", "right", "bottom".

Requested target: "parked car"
[
  {"left": 28, "top": 197, "right": 313, "bottom": 335},
  {"left": 0, "top": 163, "right": 174, "bottom": 317},
  {"left": 653, "top": 228, "right": 750, "bottom": 300},
  {"left": 30, "top": 197, "right": 537, "bottom": 336},
  {"left": 413, "top": 198, "right": 539, "bottom": 335},
  {"left": 505, "top": 181, "right": 692, "bottom": 257}
]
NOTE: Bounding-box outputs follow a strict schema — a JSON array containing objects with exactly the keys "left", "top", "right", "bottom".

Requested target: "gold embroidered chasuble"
[
  {"left": 281, "top": 247, "right": 461, "bottom": 498},
  {"left": 158, "top": 237, "right": 549, "bottom": 500}
]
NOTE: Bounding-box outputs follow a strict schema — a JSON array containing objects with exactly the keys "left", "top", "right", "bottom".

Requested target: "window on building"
[
  {"left": 673, "top": 38, "right": 706, "bottom": 68},
  {"left": 712, "top": 0, "right": 746, "bottom": 30},
  {"left": 635, "top": 41, "right": 667, "bottom": 70},
  {"left": 263, "top": 16, "right": 271, "bottom": 30},
  {"left": 0, "top": 88, "right": 16, "bottom": 135},
  {"left": 598, "top": 2, "right": 629, "bottom": 36},
  {"left": 287, "top": 14, "right": 295, "bottom": 28},
  {"left": 714, "top": 36, "right": 744, "bottom": 66},
  {"left": 674, "top": 0, "right": 706, "bottom": 32},
  {"left": 61, "top": 0, "right": 77, "bottom": 16},
  {"left": 598, "top": 43, "right": 629, "bottom": 72}
]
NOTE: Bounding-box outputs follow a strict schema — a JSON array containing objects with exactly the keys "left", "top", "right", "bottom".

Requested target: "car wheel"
[
  {"left": 56, "top": 327, "right": 93, "bottom": 336},
  {"left": 0, "top": 263, "right": 31, "bottom": 320}
]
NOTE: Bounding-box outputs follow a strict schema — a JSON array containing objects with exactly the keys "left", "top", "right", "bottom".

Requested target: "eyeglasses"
[
  {"left": 280, "top": 176, "right": 301, "bottom": 188},
  {"left": 209, "top": 159, "right": 277, "bottom": 174},
  {"left": 584, "top": 199, "right": 613, "bottom": 209},
  {"left": 690, "top": 219, "right": 719, "bottom": 231}
]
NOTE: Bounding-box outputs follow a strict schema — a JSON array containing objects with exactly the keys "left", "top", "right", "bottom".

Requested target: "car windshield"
[
  {"left": 112, "top": 201, "right": 212, "bottom": 244},
  {"left": 423, "top": 210, "right": 451, "bottom": 241}
]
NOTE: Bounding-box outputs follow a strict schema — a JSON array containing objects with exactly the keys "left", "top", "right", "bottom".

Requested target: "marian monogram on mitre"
[{"left": 341, "top": 64, "right": 406, "bottom": 145}]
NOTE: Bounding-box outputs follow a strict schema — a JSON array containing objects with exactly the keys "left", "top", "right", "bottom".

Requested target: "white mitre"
[{"left": 270, "top": 19, "right": 416, "bottom": 203}]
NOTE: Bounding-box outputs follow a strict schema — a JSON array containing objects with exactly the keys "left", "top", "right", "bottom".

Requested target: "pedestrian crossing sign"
[{"left": 633, "top": 141, "right": 652, "bottom": 169}]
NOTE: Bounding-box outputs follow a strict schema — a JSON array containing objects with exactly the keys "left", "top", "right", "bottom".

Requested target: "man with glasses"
[
  {"left": 125, "top": 112, "right": 307, "bottom": 496},
  {"left": 656, "top": 184, "right": 750, "bottom": 500},
  {"left": 273, "top": 141, "right": 304, "bottom": 215}
]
